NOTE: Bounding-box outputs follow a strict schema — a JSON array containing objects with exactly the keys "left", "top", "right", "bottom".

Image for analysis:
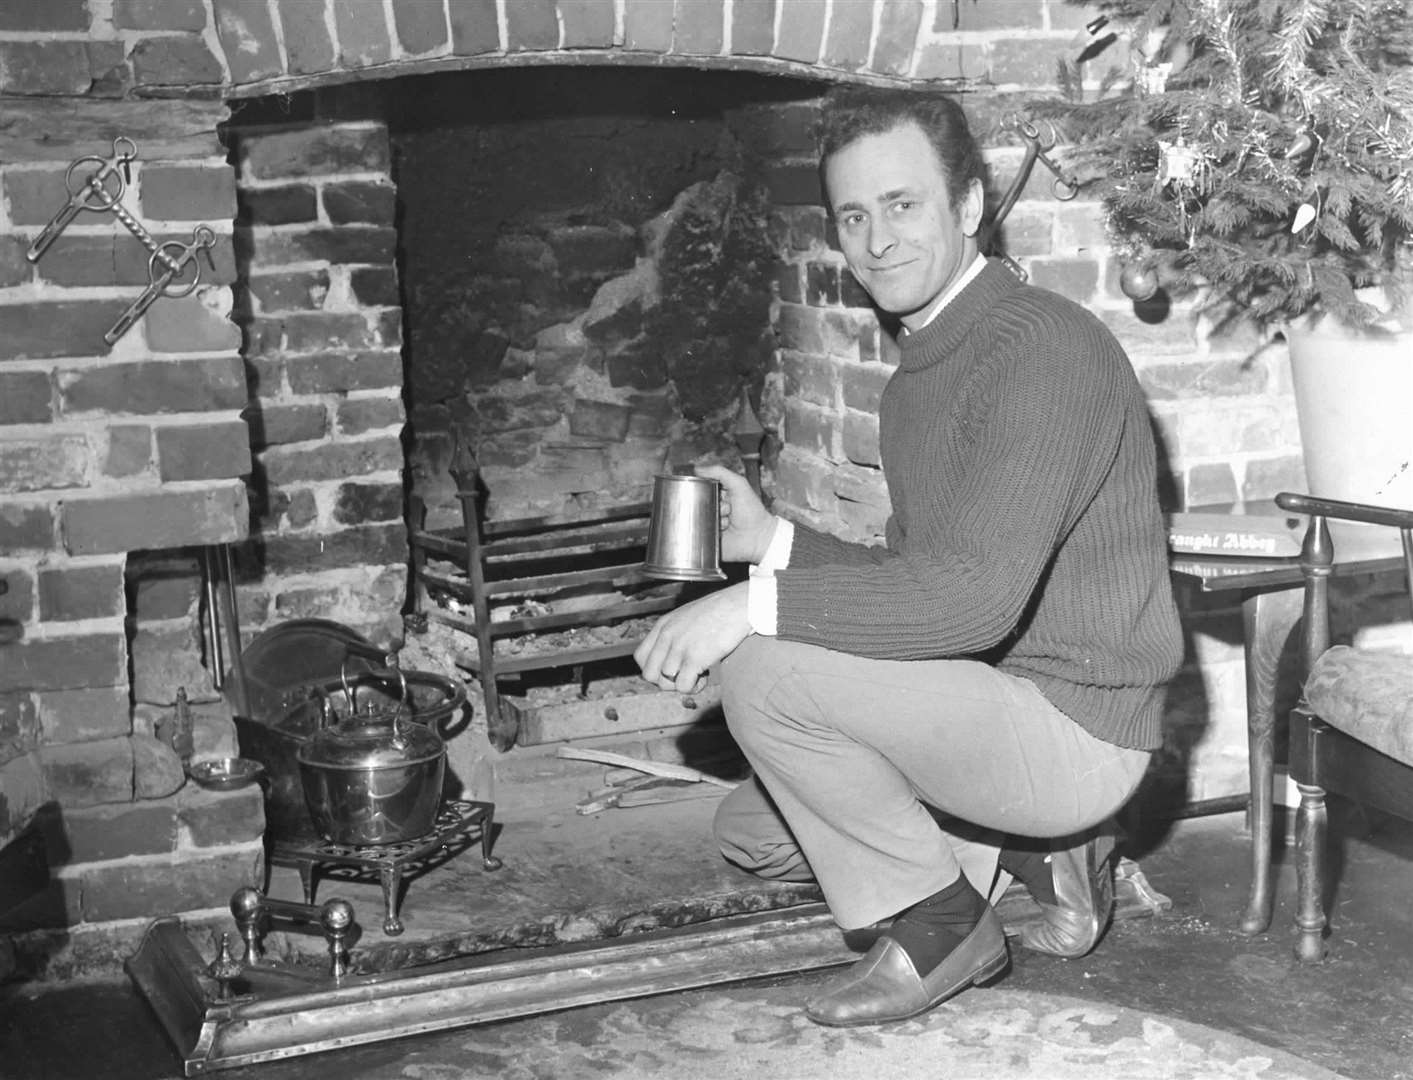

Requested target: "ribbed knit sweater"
[{"left": 774, "top": 259, "right": 1183, "bottom": 750}]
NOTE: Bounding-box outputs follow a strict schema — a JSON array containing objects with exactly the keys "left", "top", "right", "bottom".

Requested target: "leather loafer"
[
  {"left": 1013, "top": 829, "right": 1115, "bottom": 959},
  {"left": 805, "top": 906, "right": 1009, "bottom": 1027}
]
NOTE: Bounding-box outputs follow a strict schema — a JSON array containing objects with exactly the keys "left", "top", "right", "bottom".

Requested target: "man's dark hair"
[{"left": 817, "top": 88, "right": 985, "bottom": 211}]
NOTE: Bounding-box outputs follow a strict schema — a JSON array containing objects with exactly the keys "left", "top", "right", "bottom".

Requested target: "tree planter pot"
[{"left": 1288, "top": 322, "right": 1413, "bottom": 555}]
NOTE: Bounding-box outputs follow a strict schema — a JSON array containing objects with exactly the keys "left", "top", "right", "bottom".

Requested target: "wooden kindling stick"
[{"left": 555, "top": 746, "right": 738, "bottom": 789}]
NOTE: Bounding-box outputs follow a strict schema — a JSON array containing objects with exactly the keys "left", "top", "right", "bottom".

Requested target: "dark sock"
[
  {"left": 887, "top": 875, "right": 988, "bottom": 974},
  {"left": 998, "top": 843, "right": 1057, "bottom": 906}
]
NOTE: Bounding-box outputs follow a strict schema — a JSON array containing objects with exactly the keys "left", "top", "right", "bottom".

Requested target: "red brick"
[
  {"left": 240, "top": 182, "right": 320, "bottom": 226},
  {"left": 212, "top": 0, "right": 283, "bottom": 83},
  {"left": 449, "top": 0, "right": 500, "bottom": 54},
  {"left": 61, "top": 483, "right": 248, "bottom": 555},
  {"left": 781, "top": 353, "right": 837, "bottom": 407},
  {"left": 129, "top": 35, "right": 224, "bottom": 87},
  {"left": 333, "top": 480, "right": 404, "bottom": 524},
  {"left": 138, "top": 164, "right": 237, "bottom": 221},
  {"left": 58, "top": 357, "right": 247, "bottom": 416},
  {"left": 951, "top": 0, "right": 1043, "bottom": 30},
  {"left": 0, "top": 501, "right": 55, "bottom": 552},
  {"left": 914, "top": 41, "right": 988, "bottom": 81},
  {"left": 0, "top": 300, "right": 134, "bottom": 360},
  {"left": 0, "top": 0, "right": 89, "bottom": 31},
  {"left": 733, "top": 0, "right": 775, "bottom": 54},
  {"left": 0, "top": 234, "right": 31, "bottom": 287},
  {"left": 824, "top": 0, "right": 874, "bottom": 69},
  {"left": 36, "top": 231, "right": 234, "bottom": 291},
  {"left": 842, "top": 409, "right": 881, "bottom": 466},
  {"left": 260, "top": 435, "right": 403, "bottom": 485},
  {"left": 38, "top": 563, "right": 125, "bottom": 622},
  {"left": 284, "top": 350, "right": 403, "bottom": 393},
  {"left": 505, "top": 0, "right": 559, "bottom": 50},
  {"left": 236, "top": 224, "right": 396, "bottom": 267},
  {"left": 874, "top": 0, "right": 924, "bottom": 76},
  {"left": 349, "top": 266, "right": 398, "bottom": 307},
  {"left": 336, "top": 396, "right": 405, "bottom": 435},
  {"left": 178, "top": 784, "right": 264, "bottom": 847},
  {"left": 259, "top": 522, "right": 408, "bottom": 573},
  {"left": 248, "top": 268, "right": 330, "bottom": 311},
  {"left": 276, "top": 0, "right": 336, "bottom": 74},
  {"left": 623, "top": 0, "right": 673, "bottom": 50},
  {"left": 1, "top": 634, "right": 127, "bottom": 694},
  {"left": 246, "top": 311, "right": 382, "bottom": 356},
  {"left": 333, "top": 0, "right": 394, "bottom": 65},
  {"left": 322, "top": 180, "right": 396, "bottom": 225},
  {"left": 0, "top": 371, "right": 53, "bottom": 424},
  {"left": 0, "top": 166, "right": 61, "bottom": 226},
  {"left": 143, "top": 291, "right": 242, "bottom": 353},
  {"left": 41, "top": 737, "right": 133, "bottom": 808},
  {"left": 102, "top": 424, "right": 153, "bottom": 478},
  {"left": 113, "top": 0, "right": 206, "bottom": 32},
  {"left": 87, "top": 40, "right": 130, "bottom": 96},
  {"left": 155, "top": 419, "right": 252, "bottom": 482},
  {"left": 132, "top": 565, "right": 201, "bottom": 620},
  {"left": 248, "top": 403, "right": 328, "bottom": 447},
  {"left": 236, "top": 124, "right": 390, "bottom": 181},
  {"left": 674, "top": 0, "right": 722, "bottom": 53},
  {"left": 391, "top": 0, "right": 449, "bottom": 54},
  {"left": 0, "top": 571, "right": 34, "bottom": 627},
  {"left": 560, "top": 0, "right": 615, "bottom": 47},
  {"left": 776, "top": 0, "right": 825, "bottom": 62},
  {"left": 841, "top": 361, "right": 890, "bottom": 412},
  {"left": 0, "top": 41, "right": 90, "bottom": 95},
  {"left": 1026, "top": 257, "right": 1099, "bottom": 303},
  {"left": 79, "top": 847, "right": 263, "bottom": 922},
  {"left": 37, "top": 687, "right": 134, "bottom": 742},
  {"left": 991, "top": 36, "right": 1066, "bottom": 87},
  {"left": 0, "top": 433, "right": 89, "bottom": 494},
  {"left": 58, "top": 801, "right": 178, "bottom": 863}
]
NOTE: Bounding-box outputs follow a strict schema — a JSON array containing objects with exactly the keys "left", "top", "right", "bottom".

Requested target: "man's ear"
[{"left": 960, "top": 178, "right": 985, "bottom": 238}]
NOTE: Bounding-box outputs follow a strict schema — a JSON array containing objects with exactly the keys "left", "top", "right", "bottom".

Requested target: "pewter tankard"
[{"left": 643, "top": 473, "right": 727, "bottom": 581}]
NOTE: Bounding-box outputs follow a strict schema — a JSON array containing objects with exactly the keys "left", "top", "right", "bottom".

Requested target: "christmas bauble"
[{"left": 1120, "top": 263, "right": 1159, "bottom": 301}]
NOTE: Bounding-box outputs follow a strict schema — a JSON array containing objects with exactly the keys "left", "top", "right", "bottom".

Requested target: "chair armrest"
[{"left": 1275, "top": 491, "right": 1413, "bottom": 530}]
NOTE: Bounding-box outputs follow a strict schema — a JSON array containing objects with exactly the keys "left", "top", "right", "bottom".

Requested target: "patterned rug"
[{"left": 382, "top": 983, "right": 1350, "bottom": 1080}]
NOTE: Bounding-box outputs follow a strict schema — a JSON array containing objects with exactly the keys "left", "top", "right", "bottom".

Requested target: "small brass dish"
[{"left": 188, "top": 757, "right": 266, "bottom": 791}]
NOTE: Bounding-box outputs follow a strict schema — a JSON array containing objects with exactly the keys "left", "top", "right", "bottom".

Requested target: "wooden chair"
[{"left": 1276, "top": 491, "right": 1413, "bottom": 961}]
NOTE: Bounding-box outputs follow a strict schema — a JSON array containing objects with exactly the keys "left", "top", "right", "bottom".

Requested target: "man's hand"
[
  {"left": 635, "top": 581, "right": 752, "bottom": 694},
  {"left": 696, "top": 464, "right": 777, "bottom": 564}
]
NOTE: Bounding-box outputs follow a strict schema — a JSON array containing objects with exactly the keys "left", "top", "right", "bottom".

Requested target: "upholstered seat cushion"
[{"left": 1304, "top": 645, "right": 1413, "bottom": 766}]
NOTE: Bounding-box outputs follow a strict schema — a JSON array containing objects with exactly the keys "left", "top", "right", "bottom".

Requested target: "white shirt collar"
[{"left": 903, "top": 254, "right": 987, "bottom": 334}]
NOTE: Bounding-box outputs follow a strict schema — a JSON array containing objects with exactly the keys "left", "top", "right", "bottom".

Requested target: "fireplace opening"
[{"left": 226, "top": 66, "right": 823, "bottom": 762}]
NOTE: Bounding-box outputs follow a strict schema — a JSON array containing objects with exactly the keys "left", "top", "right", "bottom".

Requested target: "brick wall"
[
  {"left": 0, "top": 0, "right": 1333, "bottom": 956},
  {"left": 0, "top": 79, "right": 261, "bottom": 950},
  {"left": 229, "top": 117, "right": 408, "bottom": 645}
]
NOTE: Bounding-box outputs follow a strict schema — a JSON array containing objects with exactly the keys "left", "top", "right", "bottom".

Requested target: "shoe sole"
[{"left": 806, "top": 948, "right": 1011, "bottom": 1028}]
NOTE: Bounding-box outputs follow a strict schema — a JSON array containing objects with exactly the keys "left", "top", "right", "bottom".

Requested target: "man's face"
[{"left": 824, "top": 120, "right": 983, "bottom": 332}]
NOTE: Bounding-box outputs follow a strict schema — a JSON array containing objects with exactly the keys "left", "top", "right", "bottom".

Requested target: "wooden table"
[{"left": 1170, "top": 540, "right": 1406, "bottom": 934}]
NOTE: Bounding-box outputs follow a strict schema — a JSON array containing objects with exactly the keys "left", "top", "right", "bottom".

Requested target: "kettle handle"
[{"left": 337, "top": 655, "right": 411, "bottom": 743}]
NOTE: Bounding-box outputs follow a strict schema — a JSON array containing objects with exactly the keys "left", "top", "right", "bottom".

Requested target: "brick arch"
[{"left": 213, "top": 0, "right": 1002, "bottom": 101}]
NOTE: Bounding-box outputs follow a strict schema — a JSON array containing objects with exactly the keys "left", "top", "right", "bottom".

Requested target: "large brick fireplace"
[{"left": 1, "top": 0, "right": 1322, "bottom": 975}]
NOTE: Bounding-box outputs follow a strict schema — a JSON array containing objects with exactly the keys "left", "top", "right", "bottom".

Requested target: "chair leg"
[{"left": 1293, "top": 780, "right": 1329, "bottom": 962}]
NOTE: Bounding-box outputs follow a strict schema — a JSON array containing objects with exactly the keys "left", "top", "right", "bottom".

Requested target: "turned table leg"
[{"left": 1239, "top": 585, "right": 1303, "bottom": 935}]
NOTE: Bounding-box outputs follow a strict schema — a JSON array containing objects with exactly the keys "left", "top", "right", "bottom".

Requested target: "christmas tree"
[{"left": 1039, "top": 0, "right": 1413, "bottom": 329}]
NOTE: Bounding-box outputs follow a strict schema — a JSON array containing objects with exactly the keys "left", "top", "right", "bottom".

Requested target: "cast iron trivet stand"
[{"left": 267, "top": 799, "right": 501, "bottom": 936}]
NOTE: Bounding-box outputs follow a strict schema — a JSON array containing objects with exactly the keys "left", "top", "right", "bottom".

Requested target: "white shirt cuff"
[
  {"left": 747, "top": 571, "right": 779, "bottom": 636},
  {"left": 746, "top": 518, "right": 793, "bottom": 636},
  {"left": 757, "top": 517, "right": 794, "bottom": 571}
]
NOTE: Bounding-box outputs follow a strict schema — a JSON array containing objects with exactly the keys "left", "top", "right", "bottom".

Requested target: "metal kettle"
[{"left": 296, "top": 663, "right": 447, "bottom": 846}]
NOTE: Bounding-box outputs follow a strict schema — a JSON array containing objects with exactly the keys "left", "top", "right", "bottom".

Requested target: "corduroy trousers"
[{"left": 714, "top": 636, "right": 1150, "bottom": 929}]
